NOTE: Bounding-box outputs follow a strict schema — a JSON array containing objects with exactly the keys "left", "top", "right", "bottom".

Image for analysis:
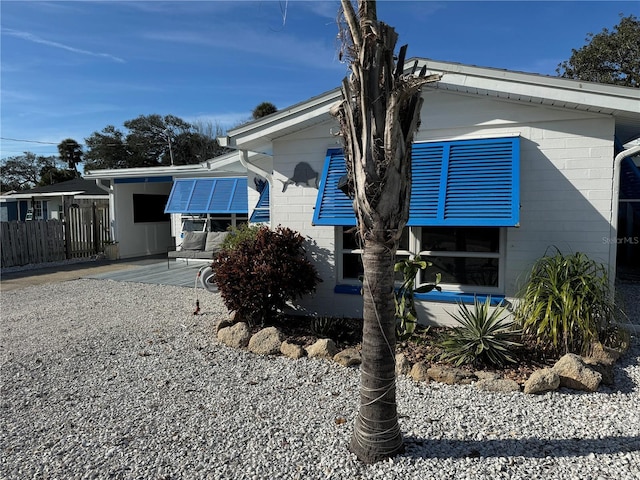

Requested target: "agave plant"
[
  {"left": 514, "top": 248, "right": 618, "bottom": 356},
  {"left": 439, "top": 297, "right": 522, "bottom": 367}
]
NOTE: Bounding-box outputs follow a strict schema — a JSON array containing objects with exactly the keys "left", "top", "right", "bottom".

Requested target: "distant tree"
[
  {"left": 38, "top": 165, "right": 77, "bottom": 186},
  {"left": 252, "top": 102, "right": 278, "bottom": 119},
  {"left": 57, "top": 138, "right": 83, "bottom": 175},
  {"left": 557, "top": 14, "right": 639, "bottom": 87},
  {"left": 83, "top": 125, "right": 130, "bottom": 171},
  {"left": 84, "top": 114, "right": 228, "bottom": 171},
  {"left": 0, "top": 152, "right": 58, "bottom": 190}
]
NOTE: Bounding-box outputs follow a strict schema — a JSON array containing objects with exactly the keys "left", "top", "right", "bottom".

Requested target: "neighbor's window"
[
  {"left": 133, "top": 194, "right": 170, "bottom": 223},
  {"left": 419, "top": 227, "right": 501, "bottom": 289}
]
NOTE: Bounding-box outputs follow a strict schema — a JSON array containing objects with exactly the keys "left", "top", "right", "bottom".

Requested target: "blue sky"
[{"left": 1, "top": 1, "right": 637, "bottom": 161}]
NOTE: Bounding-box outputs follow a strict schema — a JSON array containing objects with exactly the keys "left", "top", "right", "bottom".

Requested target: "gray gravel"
[{"left": 1, "top": 278, "right": 639, "bottom": 479}]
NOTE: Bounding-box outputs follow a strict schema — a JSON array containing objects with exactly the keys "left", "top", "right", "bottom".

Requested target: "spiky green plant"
[
  {"left": 514, "top": 249, "right": 617, "bottom": 356},
  {"left": 439, "top": 297, "right": 522, "bottom": 367}
]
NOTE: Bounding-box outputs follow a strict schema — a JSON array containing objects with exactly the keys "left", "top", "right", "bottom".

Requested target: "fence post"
[
  {"left": 63, "top": 196, "right": 71, "bottom": 259},
  {"left": 92, "top": 202, "right": 100, "bottom": 254}
]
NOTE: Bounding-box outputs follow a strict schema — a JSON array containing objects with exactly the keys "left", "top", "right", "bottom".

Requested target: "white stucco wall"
[
  {"left": 267, "top": 90, "right": 617, "bottom": 325},
  {"left": 112, "top": 181, "right": 173, "bottom": 258}
]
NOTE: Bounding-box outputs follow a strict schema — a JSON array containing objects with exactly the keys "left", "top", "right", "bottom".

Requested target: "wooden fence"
[{"left": 1, "top": 204, "right": 110, "bottom": 268}]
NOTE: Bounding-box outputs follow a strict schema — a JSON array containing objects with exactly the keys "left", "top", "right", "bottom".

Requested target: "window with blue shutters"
[
  {"left": 249, "top": 182, "right": 270, "bottom": 223},
  {"left": 313, "top": 136, "right": 520, "bottom": 227},
  {"left": 164, "top": 177, "right": 248, "bottom": 214}
]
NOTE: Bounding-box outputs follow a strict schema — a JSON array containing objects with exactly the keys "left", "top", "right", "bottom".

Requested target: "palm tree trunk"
[{"left": 349, "top": 239, "right": 403, "bottom": 463}]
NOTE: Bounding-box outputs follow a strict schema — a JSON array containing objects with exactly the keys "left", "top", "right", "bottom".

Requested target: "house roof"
[
  {"left": 3, "top": 177, "right": 109, "bottom": 199},
  {"left": 220, "top": 58, "right": 640, "bottom": 153},
  {"left": 83, "top": 150, "right": 247, "bottom": 180}
]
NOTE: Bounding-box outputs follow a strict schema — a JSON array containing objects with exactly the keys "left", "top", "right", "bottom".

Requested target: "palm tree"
[
  {"left": 57, "top": 138, "right": 83, "bottom": 176},
  {"left": 332, "top": 0, "right": 440, "bottom": 463}
]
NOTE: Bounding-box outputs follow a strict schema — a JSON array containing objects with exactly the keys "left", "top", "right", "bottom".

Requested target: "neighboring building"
[
  {"left": 217, "top": 59, "right": 640, "bottom": 324},
  {"left": 0, "top": 177, "right": 109, "bottom": 222},
  {"left": 84, "top": 151, "right": 249, "bottom": 259}
]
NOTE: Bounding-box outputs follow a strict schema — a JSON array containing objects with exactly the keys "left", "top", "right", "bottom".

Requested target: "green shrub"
[
  {"left": 514, "top": 249, "right": 618, "bottom": 356},
  {"left": 439, "top": 297, "right": 521, "bottom": 367},
  {"left": 221, "top": 223, "right": 261, "bottom": 251},
  {"left": 212, "top": 226, "right": 321, "bottom": 326}
]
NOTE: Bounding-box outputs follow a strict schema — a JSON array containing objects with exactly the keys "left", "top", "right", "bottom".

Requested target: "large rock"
[
  {"left": 217, "top": 322, "right": 251, "bottom": 349},
  {"left": 395, "top": 353, "right": 411, "bottom": 376},
  {"left": 583, "top": 358, "right": 615, "bottom": 386},
  {"left": 523, "top": 368, "right": 560, "bottom": 394},
  {"left": 305, "top": 339, "right": 339, "bottom": 359},
  {"left": 409, "top": 362, "right": 430, "bottom": 382},
  {"left": 248, "top": 327, "right": 282, "bottom": 355},
  {"left": 587, "top": 342, "right": 621, "bottom": 366},
  {"left": 476, "top": 378, "right": 521, "bottom": 393},
  {"left": 427, "top": 365, "right": 476, "bottom": 385},
  {"left": 333, "top": 348, "right": 361, "bottom": 367},
  {"left": 280, "top": 341, "right": 305, "bottom": 359},
  {"left": 552, "top": 354, "right": 602, "bottom": 392}
]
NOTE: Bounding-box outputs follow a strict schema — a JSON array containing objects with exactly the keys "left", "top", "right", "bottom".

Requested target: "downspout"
[
  {"left": 94, "top": 179, "right": 117, "bottom": 243},
  {"left": 238, "top": 149, "right": 273, "bottom": 184},
  {"left": 608, "top": 144, "right": 640, "bottom": 332}
]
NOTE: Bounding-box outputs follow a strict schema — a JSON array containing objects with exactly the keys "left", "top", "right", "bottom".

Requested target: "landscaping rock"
[
  {"left": 217, "top": 322, "right": 251, "bottom": 349},
  {"left": 588, "top": 341, "right": 621, "bottom": 366},
  {"left": 248, "top": 327, "right": 282, "bottom": 355},
  {"left": 474, "top": 371, "right": 502, "bottom": 381},
  {"left": 280, "top": 341, "right": 305, "bottom": 359},
  {"left": 476, "top": 378, "right": 521, "bottom": 393},
  {"left": 409, "top": 362, "right": 430, "bottom": 382},
  {"left": 395, "top": 353, "right": 411, "bottom": 376},
  {"left": 584, "top": 358, "right": 615, "bottom": 386},
  {"left": 333, "top": 348, "right": 361, "bottom": 367},
  {"left": 215, "top": 317, "right": 234, "bottom": 333},
  {"left": 523, "top": 368, "right": 560, "bottom": 394},
  {"left": 305, "top": 338, "right": 338, "bottom": 359},
  {"left": 552, "top": 354, "right": 602, "bottom": 392},
  {"left": 427, "top": 365, "right": 476, "bottom": 385}
]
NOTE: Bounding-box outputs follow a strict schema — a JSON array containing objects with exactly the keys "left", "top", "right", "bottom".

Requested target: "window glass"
[
  {"left": 421, "top": 227, "right": 499, "bottom": 253},
  {"left": 424, "top": 257, "right": 499, "bottom": 287}
]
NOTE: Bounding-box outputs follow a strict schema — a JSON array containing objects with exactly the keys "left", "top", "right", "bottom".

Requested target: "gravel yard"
[{"left": 1, "top": 278, "right": 639, "bottom": 479}]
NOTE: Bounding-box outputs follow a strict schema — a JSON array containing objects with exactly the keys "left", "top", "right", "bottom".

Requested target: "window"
[
  {"left": 338, "top": 226, "right": 503, "bottom": 294},
  {"left": 419, "top": 227, "right": 501, "bottom": 290},
  {"left": 133, "top": 194, "right": 170, "bottom": 223},
  {"left": 32, "top": 200, "right": 44, "bottom": 220}
]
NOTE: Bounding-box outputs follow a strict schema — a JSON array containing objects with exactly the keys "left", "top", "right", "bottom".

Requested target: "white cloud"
[{"left": 2, "top": 28, "right": 125, "bottom": 63}]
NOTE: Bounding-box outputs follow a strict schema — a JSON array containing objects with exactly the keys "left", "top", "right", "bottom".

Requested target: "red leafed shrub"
[{"left": 212, "top": 226, "right": 322, "bottom": 325}]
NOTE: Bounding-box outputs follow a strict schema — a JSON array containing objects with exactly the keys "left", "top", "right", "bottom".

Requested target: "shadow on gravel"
[{"left": 403, "top": 435, "right": 640, "bottom": 459}]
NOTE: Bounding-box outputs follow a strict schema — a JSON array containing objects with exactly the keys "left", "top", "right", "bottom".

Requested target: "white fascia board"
[
  {"left": 222, "top": 88, "right": 341, "bottom": 149},
  {"left": 5, "top": 191, "right": 90, "bottom": 199},
  {"left": 416, "top": 59, "right": 640, "bottom": 116}
]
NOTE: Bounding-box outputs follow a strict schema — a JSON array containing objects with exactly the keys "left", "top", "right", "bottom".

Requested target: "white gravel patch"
[{"left": 1, "top": 278, "right": 639, "bottom": 479}]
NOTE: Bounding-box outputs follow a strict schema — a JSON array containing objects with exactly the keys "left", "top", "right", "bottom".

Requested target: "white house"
[
  {"left": 217, "top": 58, "right": 640, "bottom": 324},
  {"left": 84, "top": 151, "right": 249, "bottom": 259}
]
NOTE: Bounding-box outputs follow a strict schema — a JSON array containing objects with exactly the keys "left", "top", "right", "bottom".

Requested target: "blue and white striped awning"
[{"left": 164, "top": 177, "right": 248, "bottom": 214}]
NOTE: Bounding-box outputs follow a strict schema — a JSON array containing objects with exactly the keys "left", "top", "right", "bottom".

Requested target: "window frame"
[{"left": 336, "top": 226, "right": 506, "bottom": 296}]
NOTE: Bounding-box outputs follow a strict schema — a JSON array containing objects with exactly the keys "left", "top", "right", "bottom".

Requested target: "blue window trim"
[
  {"left": 334, "top": 284, "right": 504, "bottom": 306},
  {"left": 313, "top": 137, "right": 520, "bottom": 227},
  {"left": 164, "top": 177, "right": 248, "bottom": 214},
  {"left": 114, "top": 176, "right": 173, "bottom": 184}
]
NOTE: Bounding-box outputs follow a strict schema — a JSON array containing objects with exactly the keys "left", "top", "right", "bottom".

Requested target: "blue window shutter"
[
  {"left": 165, "top": 178, "right": 248, "bottom": 214},
  {"left": 250, "top": 182, "right": 270, "bottom": 223},
  {"left": 312, "top": 149, "right": 357, "bottom": 226},
  {"left": 313, "top": 137, "right": 519, "bottom": 227}
]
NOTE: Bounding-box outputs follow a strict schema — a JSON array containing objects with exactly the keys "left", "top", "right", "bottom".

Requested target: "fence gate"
[{"left": 65, "top": 202, "right": 110, "bottom": 259}]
